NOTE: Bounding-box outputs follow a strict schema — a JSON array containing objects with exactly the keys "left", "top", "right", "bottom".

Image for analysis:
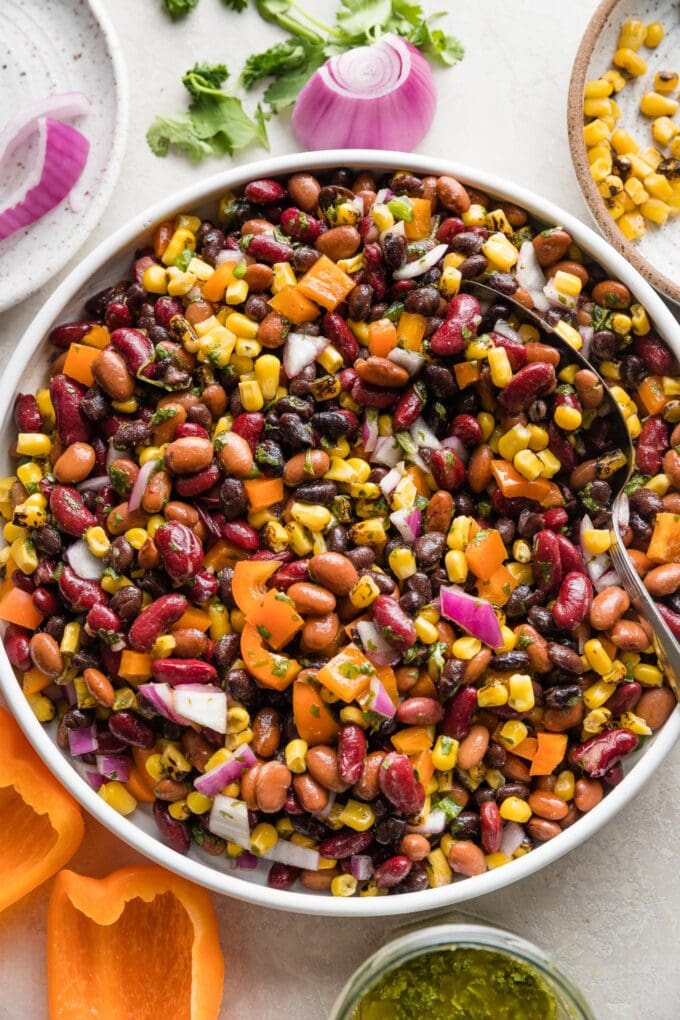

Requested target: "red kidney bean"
[
  {"left": 350, "top": 378, "right": 398, "bottom": 408},
  {"left": 634, "top": 332, "right": 675, "bottom": 376},
  {"left": 429, "top": 448, "right": 465, "bottom": 491},
  {"left": 271, "top": 560, "right": 309, "bottom": 590},
  {"left": 449, "top": 413, "right": 483, "bottom": 446},
  {"left": 362, "top": 242, "right": 386, "bottom": 299},
  {"left": 109, "top": 710, "right": 155, "bottom": 749},
  {"left": 151, "top": 658, "right": 217, "bottom": 685},
  {"left": 635, "top": 416, "right": 669, "bottom": 475},
  {"left": 50, "top": 374, "right": 91, "bottom": 446},
  {"left": 280, "top": 207, "right": 321, "bottom": 243},
  {"left": 555, "top": 533, "right": 586, "bottom": 575},
  {"left": 174, "top": 422, "right": 209, "bottom": 440},
  {"left": 430, "top": 293, "right": 482, "bottom": 356},
  {"left": 110, "top": 327, "right": 154, "bottom": 376},
  {"left": 480, "top": 800, "right": 503, "bottom": 854},
  {"left": 318, "top": 830, "right": 374, "bottom": 859},
  {"left": 372, "top": 595, "right": 416, "bottom": 650},
  {"left": 656, "top": 602, "right": 680, "bottom": 639},
  {"left": 442, "top": 685, "right": 477, "bottom": 740},
  {"left": 184, "top": 569, "right": 219, "bottom": 604},
  {"left": 128, "top": 593, "right": 188, "bottom": 651},
  {"left": 14, "top": 394, "right": 43, "bottom": 432},
  {"left": 552, "top": 571, "right": 593, "bottom": 630},
  {"left": 174, "top": 460, "right": 221, "bottom": 498},
  {"left": 85, "top": 603, "right": 120, "bottom": 635},
  {"left": 489, "top": 331, "right": 527, "bottom": 371},
  {"left": 605, "top": 681, "right": 642, "bottom": 716},
  {"left": 498, "top": 362, "right": 556, "bottom": 412},
  {"left": 153, "top": 800, "right": 190, "bottom": 854},
  {"left": 374, "top": 855, "right": 412, "bottom": 889},
  {"left": 570, "top": 728, "right": 638, "bottom": 778},
  {"left": 392, "top": 384, "right": 426, "bottom": 430},
  {"left": 4, "top": 623, "right": 32, "bottom": 671},
  {"left": 322, "top": 312, "right": 358, "bottom": 365},
  {"left": 533, "top": 530, "right": 562, "bottom": 592},
  {"left": 247, "top": 234, "right": 294, "bottom": 264},
  {"left": 267, "top": 862, "right": 300, "bottom": 890},
  {"left": 245, "top": 178, "right": 287, "bottom": 204},
  {"left": 49, "top": 485, "right": 97, "bottom": 537},
  {"left": 437, "top": 216, "right": 465, "bottom": 242},
  {"left": 154, "top": 296, "right": 184, "bottom": 327},
  {"left": 220, "top": 520, "right": 260, "bottom": 551},
  {"left": 231, "top": 412, "right": 265, "bottom": 452},
  {"left": 378, "top": 752, "right": 425, "bottom": 816},
  {"left": 396, "top": 697, "right": 444, "bottom": 726},
  {"left": 548, "top": 421, "right": 576, "bottom": 473},
  {"left": 543, "top": 508, "right": 568, "bottom": 530},
  {"left": 58, "top": 567, "right": 106, "bottom": 611},
  {"left": 337, "top": 724, "right": 367, "bottom": 785},
  {"left": 154, "top": 521, "right": 204, "bottom": 584},
  {"left": 48, "top": 320, "right": 95, "bottom": 350}
]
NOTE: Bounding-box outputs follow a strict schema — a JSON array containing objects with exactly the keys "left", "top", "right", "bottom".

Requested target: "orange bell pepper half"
[
  {"left": 318, "top": 644, "right": 375, "bottom": 703},
  {"left": 240, "top": 622, "right": 300, "bottom": 690},
  {"left": 247, "top": 588, "right": 303, "bottom": 650},
  {"left": 232, "top": 558, "right": 279, "bottom": 616},
  {"left": 293, "top": 677, "right": 340, "bottom": 745},
  {"left": 47, "top": 865, "right": 224, "bottom": 1020},
  {"left": 0, "top": 707, "right": 83, "bottom": 913}
]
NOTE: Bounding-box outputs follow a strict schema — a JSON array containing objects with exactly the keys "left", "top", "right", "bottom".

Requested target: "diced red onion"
[
  {"left": 441, "top": 435, "right": 469, "bottom": 463},
  {"left": 409, "top": 417, "right": 441, "bottom": 450},
  {"left": 312, "top": 789, "right": 336, "bottom": 821},
  {"left": 515, "top": 241, "right": 549, "bottom": 312},
  {"left": 68, "top": 723, "right": 98, "bottom": 757},
  {"left": 365, "top": 675, "right": 398, "bottom": 718},
  {"left": 292, "top": 35, "right": 436, "bottom": 152},
  {"left": 587, "top": 555, "right": 611, "bottom": 582},
  {"left": 578, "top": 325, "right": 594, "bottom": 358},
  {"left": 194, "top": 743, "right": 257, "bottom": 798},
  {"left": 380, "top": 218, "right": 406, "bottom": 242},
  {"left": 95, "top": 754, "right": 131, "bottom": 783},
  {"left": 362, "top": 410, "right": 379, "bottom": 454},
  {"left": 65, "top": 539, "right": 106, "bottom": 580},
  {"left": 84, "top": 770, "right": 106, "bottom": 791},
  {"left": 127, "top": 458, "right": 159, "bottom": 513},
  {"left": 579, "top": 514, "right": 595, "bottom": 560},
  {"left": 500, "top": 821, "right": 526, "bottom": 857},
  {"left": 356, "top": 621, "right": 401, "bottom": 668},
  {"left": 63, "top": 684, "right": 77, "bottom": 707},
  {"left": 440, "top": 586, "right": 504, "bottom": 649},
  {"left": 235, "top": 851, "right": 259, "bottom": 870},
  {"left": 593, "top": 567, "right": 622, "bottom": 592},
  {"left": 408, "top": 808, "right": 447, "bottom": 835},
  {"left": 393, "top": 243, "right": 448, "bottom": 281},
  {"left": 208, "top": 794, "right": 251, "bottom": 847},
  {"left": 371, "top": 435, "right": 402, "bottom": 467},
  {"left": 138, "top": 682, "right": 190, "bottom": 726},
  {"left": 543, "top": 277, "right": 577, "bottom": 310},
  {"left": 388, "top": 347, "right": 425, "bottom": 376},
  {"left": 76, "top": 475, "right": 110, "bottom": 493},
  {"left": 379, "top": 464, "right": 406, "bottom": 496},
  {"left": 390, "top": 507, "right": 421, "bottom": 543},
  {"left": 0, "top": 119, "right": 89, "bottom": 242},
  {"left": 350, "top": 855, "right": 374, "bottom": 881},
  {"left": 616, "top": 493, "right": 630, "bottom": 531},
  {"left": 375, "top": 188, "right": 392, "bottom": 205},
  {"left": 492, "top": 320, "right": 523, "bottom": 344},
  {"left": 0, "top": 91, "right": 90, "bottom": 165},
  {"left": 106, "top": 441, "right": 120, "bottom": 469},
  {"left": 283, "top": 332, "right": 329, "bottom": 378},
  {"left": 264, "top": 839, "right": 320, "bottom": 871},
  {"left": 173, "top": 685, "right": 228, "bottom": 734}
]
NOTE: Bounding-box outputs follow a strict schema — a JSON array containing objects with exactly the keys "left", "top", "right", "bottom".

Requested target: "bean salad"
[{"left": 2, "top": 165, "right": 679, "bottom": 898}]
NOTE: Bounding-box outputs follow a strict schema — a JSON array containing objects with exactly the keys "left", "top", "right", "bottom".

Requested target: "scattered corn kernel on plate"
[
  {"left": 1, "top": 150, "right": 679, "bottom": 918},
  {"left": 568, "top": 0, "right": 680, "bottom": 305}
]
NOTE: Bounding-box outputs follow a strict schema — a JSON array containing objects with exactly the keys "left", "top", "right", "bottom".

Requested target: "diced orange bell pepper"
[
  {"left": 202, "top": 540, "right": 247, "bottom": 573},
  {"left": 172, "top": 607, "right": 211, "bottom": 633},
  {"left": 0, "top": 707, "right": 84, "bottom": 913},
  {"left": 22, "top": 666, "right": 51, "bottom": 695},
  {"left": 47, "top": 865, "right": 224, "bottom": 1020},
  {"left": 409, "top": 673, "right": 438, "bottom": 699},
  {"left": 129, "top": 748, "right": 158, "bottom": 804},
  {"left": 118, "top": 651, "right": 153, "bottom": 684},
  {"left": 476, "top": 565, "right": 518, "bottom": 607},
  {"left": 243, "top": 477, "right": 284, "bottom": 511},
  {"left": 368, "top": 318, "right": 398, "bottom": 357},
  {"left": 268, "top": 285, "right": 320, "bottom": 324},
  {"left": 0, "top": 583, "right": 43, "bottom": 629},
  {"left": 403, "top": 198, "right": 432, "bottom": 240},
  {"left": 232, "top": 559, "right": 279, "bottom": 616},
  {"left": 405, "top": 464, "right": 432, "bottom": 498},
  {"left": 490, "top": 460, "right": 563, "bottom": 508},
  {"left": 201, "top": 260, "right": 238, "bottom": 302},
  {"left": 454, "top": 361, "right": 481, "bottom": 389},
  {"left": 318, "top": 644, "right": 375, "bottom": 703},
  {"left": 296, "top": 255, "right": 355, "bottom": 311},
  {"left": 637, "top": 376, "right": 666, "bottom": 416},
  {"left": 240, "top": 623, "right": 300, "bottom": 690},
  {"left": 391, "top": 726, "right": 434, "bottom": 755},
  {"left": 247, "top": 588, "right": 303, "bottom": 650},
  {"left": 293, "top": 677, "right": 340, "bottom": 745},
  {"left": 82, "top": 324, "right": 111, "bottom": 349},
  {"left": 396, "top": 311, "right": 428, "bottom": 352},
  {"left": 63, "top": 343, "right": 101, "bottom": 387},
  {"left": 465, "top": 528, "right": 507, "bottom": 580},
  {"left": 530, "top": 732, "right": 569, "bottom": 776},
  {"left": 511, "top": 736, "right": 539, "bottom": 761},
  {"left": 647, "top": 512, "right": 680, "bottom": 563},
  {"left": 410, "top": 749, "right": 434, "bottom": 786}
]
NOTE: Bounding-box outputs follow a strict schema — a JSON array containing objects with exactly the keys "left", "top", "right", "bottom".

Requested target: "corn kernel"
[
  {"left": 582, "top": 529, "right": 613, "bottom": 555},
  {"left": 583, "top": 119, "right": 610, "bottom": 147},
  {"left": 414, "top": 616, "right": 439, "bottom": 645},
  {"left": 603, "top": 68, "right": 626, "bottom": 93},
  {"left": 444, "top": 549, "right": 468, "bottom": 584},
  {"left": 16, "top": 433, "right": 51, "bottom": 457},
  {"left": 271, "top": 262, "right": 296, "bottom": 293},
  {"left": 161, "top": 744, "right": 192, "bottom": 778},
  {"left": 481, "top": 232, "right": 518, "bottom": 272},
  {"left": 350, "top": 518, "right": 387, "bottom": 545},
  {"left": 238, "top": 379, "right": 264, "bottom": 413},
  {"left": 583, "top": 97, "right": 614, "bottom": 119},
  {"left": 640, "top": 92, "right": 678, "bottom": 119},
  {"left": 185, "top": 791, "right": 212, "bottom": 815},
  {"left": 371, "top": 204, "right": 394, "bottom": 231},
  {"left": 387, "top": 547, "right": 417, "bottom": 582},
  {"left": 477, "top": 681, "right": 509, "bottom": 708},
  {"left": 498, "top": 424, "right": 531, "bottom": 461},
  {"left": 338, "top": 799, "right": 376, "bottom": 833},
  {"left": 497, "top": 719, "right": 528, "bottom": 750},
  {"left": 439, "top": 266, "right": 462, "bottom": 298},
  {"left": 553, "top": 270, "right": 583, "bottom": 297},
  {"left": 10, "top": 537, "right": 38, "bottom": 574},
  {"left": 584, "top": 78, "right": 613, "bottom": 99},
  {"left": 426, "top": 847, "right": 452, "bottom": 887},
  {"left": 584, "top": 679, "right": 617, "bottom": 710},
  {"left": 513, "top": 449, "right": 543, "bottom": 481},
  {"left": 632, "top": 663, "right": 663, "bottom": 687},
  {"left": 654, "top": 69, "right": 679, "bottom": 92},
  {"left": 610, "top": 129, "right": 639, "bottom": 156},
  {"left": 447, "top": 516, "right": 475, "bottom": 550},
  {"left": 224, "top": 312, "right": 259, "bottom": 340},
  {"left": 500, "top": 796, "right": 532, "bottom": 823},
  {"left": 641, "top": 198, "right": 670, "bottom": 225},
  {"left": 618, "top": 18, "right": 646, "bottom": 50},
  {"left": 553, "top": 320, "right": 582, "bottom": 350},
  {"left": 488, "top": 347, "right": 512, "bottom": 388},
  {"left": 331, "top": 874, "right": 358, "bottom": 897},
  {"left": 620, "top": 710, "right": 652, "bottom": 736},
  {"left": 246, "top": 822, "right": 277, "bottom": 857},
  {"left": 431, "top": 735, "right": 458, "bottom": 771},
  {"left": 508, "top": 674, "right": 534, "bottom": 713},
  {"left": 290, "top": 502, "right": 331, "bottom": 533},
  {"left": 583, "top": 707, "right": 611, "bottom": 734},
  {"left": 553, "top": 404, "right": 582, "bottom": 432},
  {"left": 99, "top": 781, "right": 137, "bottom": 816},
  {"left": 584, "top": 638, "right": 614, "bottom": 676},
  {"left": 614, "top": 48, "right": 647, "bottom": 76},
  {"left": 461, "top": 204, "right": 487, "bottom": 228}
]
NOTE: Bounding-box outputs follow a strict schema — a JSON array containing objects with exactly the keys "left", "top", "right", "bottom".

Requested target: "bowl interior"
[
  {"left": 2, "top": 150, "right": 679, "bottom": 917},
  {"left": 568, "top": 0, "right": 680, "bottom": 304}
]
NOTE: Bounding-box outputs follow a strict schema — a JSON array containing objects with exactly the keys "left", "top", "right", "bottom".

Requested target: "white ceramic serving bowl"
[{"left": 2, "top": 150, "right": 678, "bottom": 918}]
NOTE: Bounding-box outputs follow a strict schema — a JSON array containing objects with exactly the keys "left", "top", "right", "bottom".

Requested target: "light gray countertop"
[{"left": 1, "top": 2, "right": 679, "bottom": 1017}]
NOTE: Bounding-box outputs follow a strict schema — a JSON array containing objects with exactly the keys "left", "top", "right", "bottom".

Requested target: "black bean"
[
  {"left": 496, "top": 782, "right": 531, "bottom": 802},
  {"left": 414, "top": 532, "right": 446, "bottom": 568},
  {"left": 292, "top": 815, "right": 329, "bottom": 842},
  {"left": 484, "top": 742, "right": 507, "bottom": 769},
  {"left": 527, "top": 605, "right": 559, "bottom": 636},
  {"left": 295, "top": 480, "right": 338, "bottom": 503},
  {"left": 517, "top": 510, "right": 545, "bottom": 539},
  {"left": 389, "top": 173, "right": 423, "bottom": 195},
  {"left": 225, "top": 667, "right": 261, "bottom": 711},
  {"left": 104, "top": 536, "right": 134, "bottom": 574},
  {"left": 368, "top": 570, "right": 396, "bottom": 595},
  {"left": 32, "top": 524, "right": 63, "bottom": 557},
  {"left": 214, "top": 633, "right": 239, "bottom": 671},
  {"left": 109, "top": 585, "right": 143, "bottom": 622},
  {"left": 275, "top": 395, "right": 314, "bottom": 419},
  {"left": 487, "top": 272, "right": 519, "bottom": 296},
  {"left": 291, "top": 246, "right": 320, "bottom": 274},
  {"left": 438, "top": 658, "right": 465, "bottom": 700},
  {"left": 630, "top": 511, "right": 653, "bottom": 542},
  {"left": 404, "top": 287, "right": 441, "bottom": 316},
  {"left": 348, "top": 283, "right": 373, "bottom": 322},
  {"left": 450, "top": 810, "right": 479, "bottom": 839},
  {"left": 375, "top": 816, "right": 407, "bottom": 845},
  {"left": 496, "top": 517, "right": 515, "bottom": 545},
  {"left": 591, "top": 330, "right": 617, "bottom": 360},
  {"left": 311, "top": 410, "right": 353, "bottom": 440},
  {"left": 400, "top": 590, "right": 426, "bottom": 615},
  {"left": 218, "top": 567, "right": 235, "bottom": 608},
  {"left": 137, "top": 570, "right": 170, "bottom": 599},
  {"left": 382, "top": 233, "right": 407, "bottom": 269},
  {"left": 112, "top": 421, "right": 150, "bottom": 450},
  {"left": 459, "top": 254, "right": 488, "bottom": 279},
  {"left": 255, "top": 439, "right": 285, "bottom": 475},
  {"left": 81, "top": 386, "right": 110, "bottom": 422},
  {"left": 474, "top": 786, "right": 496, "bottom": 806},
  {"left": 543, "top": 684, "right": 583, "bottom": 708},
  {"left": 44, "top": 616, "right": 67, "bottom": 642},
  {"left": 345, "top": 547, "right": 375, "bottom": 570},
  {"left": 620, "top": 354, "right": 647, "bottom": 389},
  {"left": 423, "top": 364, "right": 456, "bottom": 400},
  {"left": 451, "top": 231, "right": 483, "bottom": 256},
  {"left": 489, "top": 650, "right": 530, "bottom": 672},
  {"left": 404, "top": 572, "right": 433, "bottom": 600},
  {"left": 629, "top": 487, "right": 663, "bottom": 520},
  {"left": 279, "top": 413, "right": 313, "bottom": 452},
  {"left": 187, "top": 403, "right": 212, "bottom": 430},
  {"left": 325, "top": 525, "right": 348, "bottom": 552}
]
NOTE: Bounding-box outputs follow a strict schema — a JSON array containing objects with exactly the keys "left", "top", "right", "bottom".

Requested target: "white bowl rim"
[{"left": 2, "top": 148, "right": 678, "bottom": 918}]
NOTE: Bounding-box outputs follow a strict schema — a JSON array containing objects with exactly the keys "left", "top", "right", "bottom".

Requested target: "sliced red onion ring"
[
  {"left": 0, "top": 119, "right": 89, "bottom": 242},
  {"left": 393, "top": 243, "right": 448, "bottom": 281},
  {"left": 65, "top": 539, "right": 105, "bottom": 580},
  {"left": 128, "top": 457, "right": 159, "bottom": 513},
  {"left": 0, "top": 92, "right": 90, "bottom": 165},
  {"left": 283, "top": 331, "right": 329, "bottom": 378}
]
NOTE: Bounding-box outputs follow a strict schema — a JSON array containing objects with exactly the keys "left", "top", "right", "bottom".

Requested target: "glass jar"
[{"left": 329, "top": 919, "right": 595, "bottom": 1020}]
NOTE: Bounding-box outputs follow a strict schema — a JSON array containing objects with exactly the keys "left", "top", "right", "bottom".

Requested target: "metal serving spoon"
[{"left": 464, "top": 280, "right": 680, "bottom": 701}]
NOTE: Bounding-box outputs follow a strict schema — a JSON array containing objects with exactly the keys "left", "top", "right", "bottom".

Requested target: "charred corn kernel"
[
  {"left": 286, "top": 521, "right": 313, "bottom": 556},
  {"left": 426, "top": 847, "right": 452, "bottom": 887},
  {"left": 618, "top": 18, "right": 646, "bottom": 49},
  {"left": 347, "top": 319, "right": 370, "bottom": 344},
  {"left": 335, "top": 200, "right": 362, "bottom": 225},
  {"left": 249, "top": 823, "right": 278, "bottom": 857},
  {"left": 358, "top": 881, "right": 383, "bottom": 898},
  {"left": 583, "top": 119, "right": 610, "bottom": 147},
  {"left": 144, "top": 754, "right": 164, "bottom": 781},
  {"left": 167, "top": 800, "right": 190, "bottom": 822},
  {"left": 10, "top": 537, "right": 38, "bottom": 573},
  {"left": 238, "top": 379, "right": 264, "bottom": 413},
  {"left": 316, "top": 344, "right": 344, "bottom": 374},
  {"left": 414, "top": 616, "right": 439, "bottom": 645},
  {"left": 350, "top": 518, "right": 387, "bottom": 545},
  {"left": 584, "top": 679, "right": 617, "bottom": 710},
  {"left": 583, "top": 97, "right": 614, "bottom": 119},
  {"left": 387, "top": 547, "right": 417, "bottom": 582},
  {"left": 597, "top": 173, "right": 624, "bottom": 200},
  {"left": 488, "top": 347, "right": 512, "bottom": 388},
  {"left": 16, "top": 462, "right": 42, "bottom": 489},
  {"left": 476, "top": 412, "right": 494, "bottom": 442},
  {"left": 632, "top": 663, "right": 663, "bottom": 687},
  {"left": 99, "top": 781, "right": 137, "bottom": 816},
  {"left": 614, "top": 48, "right": 647, "bottom": 76},
  {"left": 371, "top": 204, "right": 394, "bottom": 231},
  {"left": 644, "top": 173, "right": 674, "bottom": 202},
  {"left": 227, "top": 706, "right": 250, "bottom": 735},
  {"left": 481, "top": 232, "right": 519, "bottom": 272},
  {"left": 349, "top": 574, "right": 381, "bottom": 610},
  {"left": 338, "top": 799, "right": 376, "bottom": 833},
  {"left": 224, "top": 312, "right": 258, "bottom": 340},
  {"left": 462, "top": 203, "right": 487, "bottom": 227},
  {"left": 585, "top": 78, "right": 613, "bottom": 99},
  {"left": 349, "top": 482, "right": 380, "bottom": 500},
  {"left": 465, "top": 335, "right": 493, "bottom": 361},
  {"left": 452, "top": 636, "right": 481, "bottom": 660},
  {"left": 641, "top": 198, "right": 671, "bottom": 224},
  {"left": 584, "top": 638, "right": 613, "bottom": 675},
  {"left": 12, "top": 503, "right": 46, "bottom": 528},
  {"left": 26, "top": 691, "right": 55, "bottom": 723},
  {"left": 611, "top": 129, "right": 639, "bottom": 156},
  {"left": 582, "top": 529, "right": 613, "bottom": 556},
  {"left": 331, "top": 874, "right": 358, "bottom": 898},
  {"left": 499, "top": 796, "right": 532, "bottom": 823},
  {"left": 640, "top": 91, "right": 678, "bottom": 118},
  {"left": 271, "top": 262, "right": 296, "bottom": 293},
  {"left": 619, "top": 711, "right": 652, "bottom": 737},
  {"left": 602, "top": 659, "right": 628, "bottom": 685},
  {"left": 290, "top": 503, "right": 331, "bottom": 532},
  {"left": 498, "top": 424, "right": 531, "bottom": 461},
  {"left": 431, "top": 735, "right": 458, "bottom": 772},
  {"left": 3, "top": 522, "right": 26, "bottom": 543},
  {"left": 553, "top": 320, "right": 583, "bottom": 350},
  {"left": 619, "top": 209, "right": 646, "bottom": 239},
  {"left": 161, "top": 744, "right": 191, "bottom": 777},
  {"left": 553, "top": 270, "right": 583, "bottom": 298},
  {"left": 655, "top": 69, "right": 679, "bottom": 92},
  {"left": 444, "top": 549, "right": 468, "bottom": 584},
  {"left": 262, "top": 520, "right": 289, "bottom": 553},
  {"left": 508, "top": 674, "right": 534, "bottom": 713},
  {"left": 74, "top": 676, "right": 96, "bottom": 710},
  {"left": 16, "top": 433, "right": 51, "bottom": 457},
  {"left": 513, "top": 450, "right": 543, "bottom": 481},
  {"left": 583, "top": 707, "right": 612, "bottom": 735},
  {"left": 439, "top": 265, "right": 462, "bottom": 298},
  {"left": 161, "top": 227, "right": 195, "bottom": 266},
  {"left": 498, "top": 720, "right": 529, "bottom": 751},
  {"left": 447, "top": 515, "right": 474, "bottom": 550},
  {"left": 477, "top": 681, "right": 509, "bottom": 708}
]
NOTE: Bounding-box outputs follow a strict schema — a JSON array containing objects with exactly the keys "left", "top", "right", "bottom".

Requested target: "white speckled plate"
[
  {"left": 0, "top": 0, "right": 128, "bottom": 312},
  {"left": 568, "top": 0, "right": 680, "bottom": 305}
]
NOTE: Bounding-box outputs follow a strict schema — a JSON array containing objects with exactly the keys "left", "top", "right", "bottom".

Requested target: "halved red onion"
[
  {"left": 209, "top": 794, "right": 251, "bottom": 847},
  {"left": 174, "top": 684, "right": 228, "bottom": 734},
  {"left": 355, "top": 621, "right": 401, "bottom": 669},
  {"left": 0, "top": 119, "right": 89, "bottom": 242},
  {"left": 440, "top": 586, "right": 504, "bottom": 649},
  {"left": 263, "top": 839, "right": 320, "bottom": 871},
  {"left": 388, "top": 347, "right": 425, "bottom": 376},
  {"left": 362, "top": 409, "right": 379, "bottom": 454},
  {"left": 393, "top": 243, "right": 448, "bottom": 281},
  {"left": 65, "top": 539, "right": 105, "bottom": 580},
  {"left": 128, "top": 457, "right": 159, "bottom": 513},
  {"left": 194, "top": 743, "right": 257, "bottom": 798},
  {"left": 283, "top": 331, "right": 329, "bottom": 378},
  {"left": 586, "top": 555, "right": 611, "bottom": 583},
  {"left": 292, "top": 35, "right": 436, "bottom": 152},
  {"left": 0, "top": 92, "right": 90, "bottom": 164}
]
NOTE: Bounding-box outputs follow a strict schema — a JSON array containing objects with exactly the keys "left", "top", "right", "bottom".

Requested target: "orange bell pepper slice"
[
  {"left": 267, "top": 285, "right": 320, "bottom": 324},
  {"left": 47, "top": 865, "right": 224, "bottom": 1020},
  {"left": 490, "top": 459, "right": 563, "bottom": 508},
  {"left": 63, "top": 343, "right": 102, "bottom": 387},
  {"left": 296, "top": 255, "right": 355, "bottom": 311},
  {"left": 410, "top": 749, "right": 434, "bottom": 786},
  {"left": 201, "top": 260, "right": 238, "bottom": 302},
  {"left": 511, "top": 736, "right": 539, "bottom": 761},
  {"left": 476, "top": 565, "right": 518, "bottom": 607},
  {"left": 465, "top": 528, "right": 508, "bottom": 580},
  {"left": 390, "top": 726, "right": 434, "bottom": 755},
  {"left": 118, "top": 650, "right": 153, "bottom": 684},
  {"left": 403, "top": 197, "right": 432, "bottom": 240},
  {"left": 0, "top": 582, "right": 44, "bottom": 629},
  {"left": 454, "top": 361, "right": 481, "bottom": 389},
  {"left": 318, "top": 644, "right": 376, "bottom": 703},
  {"left": 242, "top": 476, "right": 284, "bottom": 511},
  {"left": 396, "top": 311, "right": 427, "bottom": 352},
  {"left": 293, "top": 677, "right": 340, "bottom": 745},
  {"left": 247, "top": 588, "right": 303, "bottom": 650},
  {"left": 648, "top": 512, "right": 680, "bottom": 563},
  {"left": 202, "top": 539, "right": 248, "bottom": 573},
  {"left": 637, "top": 375, "right": 666, "bottom": 416},
  {"left": 0, "top": 707, "right": 83, "bottom": 913},
  {"left": 368, "top": 318, "right": 398, "bottom": 357},
  {"left": 232, "top": 558, "right": 279, "bottom": 616},
  {"left": 173, "top": 607, "right": 212, "bottom": 632},
  {"left": 81, "top": 324, "right": 111, "bottom": 350},
  {"left": 240, "top": 622, "right": 300, "bottom": 690},
  {"left": 529, "top": 732, "right": 568, "bottom": 776}
]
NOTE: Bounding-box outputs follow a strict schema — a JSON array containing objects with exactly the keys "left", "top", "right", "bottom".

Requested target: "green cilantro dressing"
[{"left": 351, "top": 947, "right": 558, "bottom": 1020}]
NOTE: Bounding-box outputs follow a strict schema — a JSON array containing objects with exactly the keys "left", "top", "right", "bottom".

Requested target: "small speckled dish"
[
  {"left": 568, "top": 0, "right": 680, "bottom": 305},
  {"left": 0, "top": 0, "right": 128, "bottom": 313}
]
